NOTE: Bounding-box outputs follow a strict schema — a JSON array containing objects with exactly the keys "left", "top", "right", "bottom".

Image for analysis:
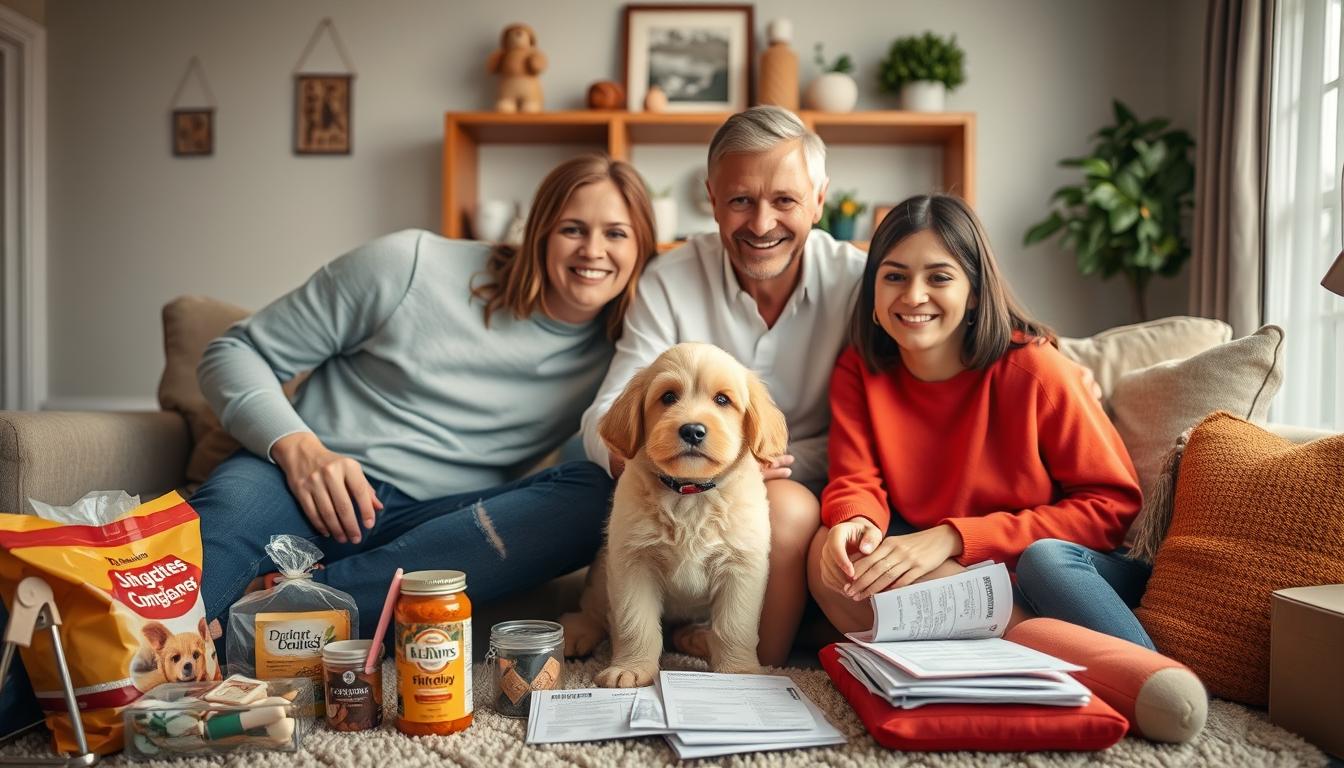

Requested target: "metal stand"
[{"left": 0, "top": 577, "right": 98, "bottom": 766}]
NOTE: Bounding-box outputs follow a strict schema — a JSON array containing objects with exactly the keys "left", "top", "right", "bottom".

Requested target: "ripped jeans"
[{"left": 193, "top": 451, "right": 612, "bottom": 639}]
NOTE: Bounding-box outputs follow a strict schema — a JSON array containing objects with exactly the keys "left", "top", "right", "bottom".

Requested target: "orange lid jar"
[{"left": 394, "top": 569, "right": 473, "bottom": 735}]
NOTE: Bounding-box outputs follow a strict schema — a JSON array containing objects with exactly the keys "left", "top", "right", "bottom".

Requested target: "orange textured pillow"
[{"left": 1134, "top": 412, "right": 1344, "bottom": 705}]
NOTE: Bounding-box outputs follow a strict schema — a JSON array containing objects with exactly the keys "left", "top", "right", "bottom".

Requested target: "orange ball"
[{"left": 586, "top": 81, "right": 625, "bottom": 110}]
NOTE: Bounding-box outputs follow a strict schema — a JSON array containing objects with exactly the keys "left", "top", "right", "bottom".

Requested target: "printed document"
[
  {"left": 525, "top": 688, "right": 671, "bottom": 744},
  {"left": 658, "top": 670, "right": 816, "bottom": 731},
  {"left": 849, "top": 561, "right": 1013, "bottom": 643}
]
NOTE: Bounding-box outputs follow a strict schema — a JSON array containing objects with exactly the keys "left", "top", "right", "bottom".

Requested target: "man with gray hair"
[{"left": 579, "top": 105, "right": 865, "bottom": 666}]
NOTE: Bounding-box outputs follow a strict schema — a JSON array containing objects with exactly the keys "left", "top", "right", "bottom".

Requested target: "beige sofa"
[{"left": 0, "top": 299, "right": 1335, "bottom": 648}]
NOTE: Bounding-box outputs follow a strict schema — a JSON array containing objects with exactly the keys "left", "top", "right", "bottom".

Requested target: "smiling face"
[
  {"left": 707, "top": 141, "right": 826, "bottom": 288},
  {"left": 542, "top": 179, "right": 640, "bottom": 325},
  {"left": 874, "top": 229, "right": 978, "bottom": 381}
]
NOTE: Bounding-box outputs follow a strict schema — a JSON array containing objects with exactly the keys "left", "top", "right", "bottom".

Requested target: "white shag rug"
[{"left": 2, "top": 652, "right": 1328, "bottom": 767}]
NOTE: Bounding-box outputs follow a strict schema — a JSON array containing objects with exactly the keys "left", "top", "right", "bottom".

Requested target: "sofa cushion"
[
  {"left": 1057, "top": 316, "right": 1232, "bottom": 406},
  {"left": 1133, "top": 412, "right": 1344, "bottom": 706},
  {"left": 1108, "top": 325, "right": 1284, "bottom": 542},
  {"left": 157, "top": 296, "right": 250, "bottom": 487}
]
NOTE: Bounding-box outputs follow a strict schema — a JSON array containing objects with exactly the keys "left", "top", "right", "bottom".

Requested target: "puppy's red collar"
[{"left": 656, "top": 473, "right": 717, "bottom": 495}]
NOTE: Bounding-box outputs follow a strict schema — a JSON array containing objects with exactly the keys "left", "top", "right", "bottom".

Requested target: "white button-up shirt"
[{"left": 581, "top": 229, "right": 867, "bottom": 487}]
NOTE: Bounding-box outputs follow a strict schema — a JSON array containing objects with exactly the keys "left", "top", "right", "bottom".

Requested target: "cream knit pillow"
[{"left": 1108, "top": 325, "right": 1285, "bottom": 544}]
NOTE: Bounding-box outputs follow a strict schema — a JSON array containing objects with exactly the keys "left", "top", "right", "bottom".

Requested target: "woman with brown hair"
[
  {"left": 193, "top": 154, "right": 657, "bottom": 640},
  {"left": 806, "top": 194, "right": 1147, "bottom": 645}
]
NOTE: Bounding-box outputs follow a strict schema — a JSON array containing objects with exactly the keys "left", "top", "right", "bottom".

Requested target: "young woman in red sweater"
[{"left": 806, "top": 194, "right": 1152, "bottom": 648}]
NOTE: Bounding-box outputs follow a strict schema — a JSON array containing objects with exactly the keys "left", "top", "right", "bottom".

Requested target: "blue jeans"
[
  {"left": 192, "top": 452, "right": 612, "bottom": 640},
  {"left": 1014, "top": 539, "right": 1155, "bottom": 650}
]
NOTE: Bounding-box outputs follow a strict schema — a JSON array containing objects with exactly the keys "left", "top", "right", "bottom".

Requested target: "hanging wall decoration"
[
  {"left": 169, "top": 56, "right": 216, "bottom": 156},
  {"left": 293, "top": 18, "right": 356, "bottom": 155}
]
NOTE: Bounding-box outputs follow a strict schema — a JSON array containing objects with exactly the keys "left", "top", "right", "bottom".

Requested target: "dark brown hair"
[
  {"left": 471, "top": 154, "right": 656, "bottom": 341},
  {"left": 850, "top": 194, "right": 1054, "bottom": 372}
]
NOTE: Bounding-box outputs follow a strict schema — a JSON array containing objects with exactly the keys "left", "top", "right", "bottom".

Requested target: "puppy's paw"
[
  {"left": 711, "top": 660, "right": 765, "bottom": 675},
  {"left": 557, "top": 611, "right": 606, "bottom": 658},
  {"left": 595, "top": 663, "right": 657, "bottom": 688},
  {"left": 670, "top": 623, "right": 713, "bottom": 660}
]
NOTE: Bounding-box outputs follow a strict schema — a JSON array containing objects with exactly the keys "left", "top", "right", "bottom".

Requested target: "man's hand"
[
  {"left": 818, "top": 519, "right": 884, "bottom": 593},
  {"left": 761, "top": 454, "right": 795, "bottom": 481},
  {"left": 846, "top": 524, "right": 964, "bottom": 600},
  {"left": 271, "top": 432, "right": 382, "bottom": 544}
]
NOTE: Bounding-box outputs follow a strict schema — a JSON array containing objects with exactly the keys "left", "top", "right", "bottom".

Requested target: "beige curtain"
[{"left": 1189, "top": 0, "right": 1276, "bottom": 336}]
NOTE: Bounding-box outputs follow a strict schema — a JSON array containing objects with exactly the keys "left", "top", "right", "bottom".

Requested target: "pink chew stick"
[{"left": 366, "top": 567, "right": 403, "bottom": 674}]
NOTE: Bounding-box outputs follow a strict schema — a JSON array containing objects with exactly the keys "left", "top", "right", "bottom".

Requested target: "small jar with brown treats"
[
  {"left": 487, "top": 620, "right": 563, "bottom": 717},
  {"left": 322, "top": 639, "right": 383, "bottom": 731},
  {"left": 395, "top": 570, "right": 473, "bottom": 735}
]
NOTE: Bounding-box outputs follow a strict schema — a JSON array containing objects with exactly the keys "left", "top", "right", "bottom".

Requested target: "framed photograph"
[
  {"left": 172, "top": 109, "right": 213, "bottom": 156},
  {"left": 623, "top": 4, "right": 754, "bottom": 113},
  {"left": 294, "top": 74, "right": 352, "bottom": 155}
]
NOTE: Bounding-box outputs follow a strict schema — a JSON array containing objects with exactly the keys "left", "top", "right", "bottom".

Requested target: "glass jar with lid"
[
  {"left": 486, "top": 620, "right": 564, "bottom": 717},
  {"left": 394, "top": 569, "right": 472, "bottom": 735}
]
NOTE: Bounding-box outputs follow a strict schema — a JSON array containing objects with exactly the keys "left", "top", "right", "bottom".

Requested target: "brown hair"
[
  {"left": 850, "top": 194, "right": 1054, "bottom": 372},
  {"left": 471, "top": 154, "right": 656, "bottom": 341}
]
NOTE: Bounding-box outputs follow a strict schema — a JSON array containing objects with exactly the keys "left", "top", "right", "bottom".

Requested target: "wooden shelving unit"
[{"left": 442, "top": 110, "right": 975, "bottom": 243}]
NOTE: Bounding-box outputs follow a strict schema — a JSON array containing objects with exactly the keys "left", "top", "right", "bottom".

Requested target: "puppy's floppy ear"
[
  {"left": 600, "top": 365, "right": 653, "bottom": 460},
  {"left": 745, "top": 370, "right": 789, "bottom": 462},
  {"left": 198, "top": 617, "right": 210, "bottom": 641},
  {"left": 142, "top": 621, "right": 171, "bottom": 652}
]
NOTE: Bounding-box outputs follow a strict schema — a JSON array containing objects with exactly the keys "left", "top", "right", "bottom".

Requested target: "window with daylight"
[{"left": 1265, "top": 0, "right": 1344, "bottom": 429}]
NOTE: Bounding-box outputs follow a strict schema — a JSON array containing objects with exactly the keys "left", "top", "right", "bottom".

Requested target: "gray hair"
[{"left": 707, "top": 106, "right": 827, "bottom": 192}]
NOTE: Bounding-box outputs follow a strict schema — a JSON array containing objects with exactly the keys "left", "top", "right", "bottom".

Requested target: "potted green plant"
[
  {"left": 816, "top": 190, "right": 867, "bottom": 241},
  {"left": 805, "top": 44, "right": 858, "bottom": 113},
  {"left": 1023, "top": 100, "right": 1196, "bottom": 321},
  {"left": 878, "top": 31, "right": 965, "bottom": 112}
]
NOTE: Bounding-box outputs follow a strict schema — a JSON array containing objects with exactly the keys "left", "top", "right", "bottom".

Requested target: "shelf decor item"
[
  {"left": 292, "top": 17, "right": 356, "bottom": 155},
  {"left": 804, "top": 44, "right": 858, "bottom": 113},
  {"left": 1023, "top": 100, "right": 1196, "bottom": 321},
  {"left": 168, "top": 56, "right": 216, "bottom": 157},
  {"left": 758, "top": 18, "right": 799, "bottom": 110},
  {"left": 622, "top": 4, "right": 754, "bottom": 113},
  {"left": 878, "top": 31, "right": 965, "bottom": 112},
  {"left": 817, "top": 190, "right": 866, "bottom": 241},
  {"left": 486, "top": 23, "right": 547, "bottom": 113}
]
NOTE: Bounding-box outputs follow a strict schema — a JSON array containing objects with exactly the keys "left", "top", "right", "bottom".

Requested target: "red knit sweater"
[{"left": 821, "top": 341, "right": 1142, "bottom": 569}]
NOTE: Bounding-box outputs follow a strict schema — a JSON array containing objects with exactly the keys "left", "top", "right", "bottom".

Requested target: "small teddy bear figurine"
[{"left": 487, "top": 23, "right": 547, "bottom": 113}]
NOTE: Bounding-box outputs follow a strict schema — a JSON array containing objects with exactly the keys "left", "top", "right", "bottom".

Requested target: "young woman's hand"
[
  {"left": 845, "top": 524, "right": 964, "bottom": 600},
  {"left": 761, "top": 453, "right": 795, "bottom": 481},
  {"left": 271, "top": 432, "right": 383, "bottom": 544},
  {"left": 819, "top": 518, "right": 885, "bottom": 592}
]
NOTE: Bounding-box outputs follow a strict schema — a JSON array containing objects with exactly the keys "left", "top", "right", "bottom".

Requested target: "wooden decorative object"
[
  {"left": 758, "top": 19, "right": 799, "bottom": 110},
  {"left": 587, "top": 81, "right": 625, "bottom": 110}
]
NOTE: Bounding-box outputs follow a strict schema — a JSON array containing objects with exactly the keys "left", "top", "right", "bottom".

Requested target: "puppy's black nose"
[
  {"left": 679, "top": 423, "right": 707, "bottom": 445},
  {"left": 181, "top": 663, "right": 194, "bottom": 677}
]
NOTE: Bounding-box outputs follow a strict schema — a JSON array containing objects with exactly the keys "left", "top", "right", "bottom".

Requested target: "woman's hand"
[
  {"left": 845, "top": 524, "right": 964, "bottom": 600},
  {"left": 271, "top": 432, "right": 383, "bottom": 544},
  {"left": 818, "top": 518, "right": 885, "bottom": 593},
  {"left": 761, "top": 454, "right": 795, "bottom": 481}
]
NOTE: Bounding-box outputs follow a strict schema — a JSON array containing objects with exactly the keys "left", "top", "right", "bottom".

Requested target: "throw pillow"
[
  {"left": 1058, "top": 316, "right": 1232, "bottom": 405},
  {"left": 819, "top": 645, "right": 1129, "bottom": 751},
  {"left": 1133, "top": 412, "right": 1344, "bottom": 706},
  {"left": 157, "top": 296, "right": 250, "bottom": 488},
  {"left": 1108, "top": 324, "right": 1284, "bottom": 542}
]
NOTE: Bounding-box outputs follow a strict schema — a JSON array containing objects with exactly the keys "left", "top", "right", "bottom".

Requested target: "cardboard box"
[{"left": 1270, "top": 584, "right": 1344, "bottom": 759}]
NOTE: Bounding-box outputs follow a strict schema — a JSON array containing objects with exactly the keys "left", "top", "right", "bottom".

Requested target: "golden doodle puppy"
[{"left": 560, "top": 343, "right": 788, "bottom": 688}]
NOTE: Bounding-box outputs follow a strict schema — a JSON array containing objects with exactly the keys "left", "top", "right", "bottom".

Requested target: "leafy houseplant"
[
  {"left": 805, "top": 45, "right": 858, "bottom": 112},
  {"left": 817, "top": 190, "right": 867, "bottom": 241},
  {"left": 1023, "top": 100, "right": 1196, "bottom": 321},
  {"left": 878, "top": 31, "right": 965, "bottom": 111},
  {"left": 814, "top": 44, "right": 854, "bottom": 75}
]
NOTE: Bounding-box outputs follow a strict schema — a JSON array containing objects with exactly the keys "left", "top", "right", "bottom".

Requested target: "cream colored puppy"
[{"left": 560, "top": 342, "right": 788, "bottom": 688}]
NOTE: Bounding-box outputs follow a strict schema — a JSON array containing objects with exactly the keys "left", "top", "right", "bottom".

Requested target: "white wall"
[{"left": 42, "top": 0, "right": 1206, "bottom": 404}]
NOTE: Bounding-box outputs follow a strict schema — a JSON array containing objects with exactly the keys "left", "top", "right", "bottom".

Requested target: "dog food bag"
[
  {"left": 226, "top": 535, "right": 356, "bottom": 714},
  {"left": 0, "top": 491, "right": 220, "bottom": 756}
]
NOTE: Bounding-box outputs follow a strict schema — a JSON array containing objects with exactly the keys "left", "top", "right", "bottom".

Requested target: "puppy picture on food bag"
[
  {"left": 560, "top": 342, "right": 788, "bottom": 688},
  {"left": 130, "top": 616, "right": 216, "bottom": 692}
]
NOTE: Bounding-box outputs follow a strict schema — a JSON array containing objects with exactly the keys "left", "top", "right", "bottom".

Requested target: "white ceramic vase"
[
  {"left": 805, "top": 73, "right": 858, "bottom": 113},
  {"left": 652, "top": 196, "right": 678, "bottom": 243},
  {"left": 475, "top": 200, "right": 516, "bottom": 243},
  {"left": 901, "top": 81, "right": 947, "bottom": 112}
]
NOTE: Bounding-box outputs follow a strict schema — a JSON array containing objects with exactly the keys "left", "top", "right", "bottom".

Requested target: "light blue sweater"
[{"left": 197, "top": 229, "right": 613, "bottom": 500}]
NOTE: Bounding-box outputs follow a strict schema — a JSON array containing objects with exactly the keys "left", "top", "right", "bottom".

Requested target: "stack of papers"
[
  {"left": 526, "top": 670, "right": 846, "bottom": 759},
  {"left": 835, "top": 562, "right": 1090, "bottom": 708}
]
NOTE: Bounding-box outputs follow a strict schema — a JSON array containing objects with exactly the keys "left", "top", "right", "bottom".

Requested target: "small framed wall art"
[
  {"left": 294, "top": 74, "right": 352, "bottom": 154},
  {"left": 172, "top": 109, "right": 214, "bottom": 156},
  {"left": 623, "top": 3, "right": 754, "bottom": 113}
]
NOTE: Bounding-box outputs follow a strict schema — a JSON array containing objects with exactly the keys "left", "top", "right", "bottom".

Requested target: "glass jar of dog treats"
[
  {"left": 486, "top": 620, "right": 563, "bottom": 718},
  {"left": 395, "top": 570, "right": 472, "bottom": 735},
  {"left": 322, "top": 639, "right": 383, "bottom": 731}
]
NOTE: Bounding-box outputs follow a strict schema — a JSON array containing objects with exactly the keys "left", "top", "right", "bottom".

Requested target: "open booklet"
[{"left": 843, "top": 562, "right": 1084, "bottom": 679}]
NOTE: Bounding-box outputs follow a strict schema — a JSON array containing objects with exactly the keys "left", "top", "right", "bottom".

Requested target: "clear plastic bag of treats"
[
  {"left": 123, "top": 676, "right": 314, "bottom": 759},
  {"left": 226, "top": 536, "right": 358, "bottom": 713}
]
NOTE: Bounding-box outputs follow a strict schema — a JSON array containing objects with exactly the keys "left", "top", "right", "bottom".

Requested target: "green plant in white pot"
[
  {"left": 805, "top": 44, "right": 858, "bottom": 113},
  {"left": 1024, "top": 100, "right": 1196, "bottom": 321},
  {"left": 878, "top": 31, "right": 965, "bottom": 111}
]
